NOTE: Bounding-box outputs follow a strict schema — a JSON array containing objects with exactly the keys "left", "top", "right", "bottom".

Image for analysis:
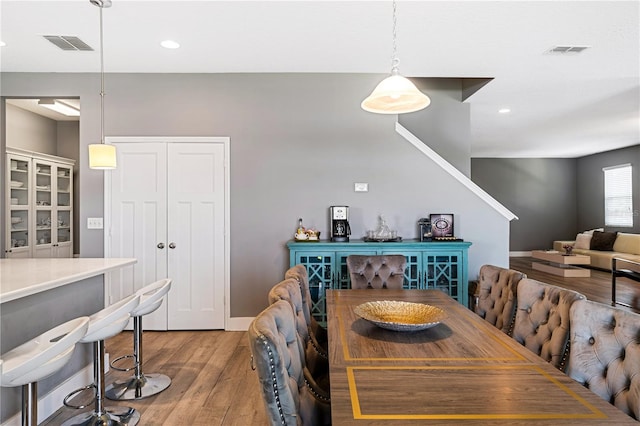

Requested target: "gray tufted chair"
[
  {"left": 511, "top": 278, "right": 585, "bottom": 370},
  {"left": 268, "top": 278, "right": 330, "bottom": 395},
  {"left": 285, "top": 265, "right": 328, "bottom": 356},
  {"left": 346, "top": 255, "right": 406, "bottom": 289},
  {"left": 248, "top": 300, "right": 331, "bottom": 426},
  {"left": 566, "top": 299, "right": 640, "bottom": 421},
  {"left": 471, "top": 265, "right": 525, "bottom": 334}
]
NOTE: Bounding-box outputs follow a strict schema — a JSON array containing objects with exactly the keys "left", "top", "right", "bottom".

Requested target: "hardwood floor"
[
  {"left": 42, "top": 330, "right": 269, "bottom": 426},
  {"left": 41, "top": 257, "right": 638, "bottom": 425},
  {"left": 509, "top": 256, "right": 639, "bottom": 313}
]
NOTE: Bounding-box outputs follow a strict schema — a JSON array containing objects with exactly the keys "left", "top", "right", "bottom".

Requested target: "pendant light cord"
[
  {"left": 99, "top": 6, "right": 105, "bottom": 145},
  {"left": 391, "top": 0, "right": 400, "bottom": 75}
]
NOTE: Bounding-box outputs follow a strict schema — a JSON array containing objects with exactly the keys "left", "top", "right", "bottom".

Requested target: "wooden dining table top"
[{"left": 326, "top": 289, "right": 637, "bottom": 425}]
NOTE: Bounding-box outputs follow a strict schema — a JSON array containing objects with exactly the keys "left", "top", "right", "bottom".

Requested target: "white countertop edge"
[{"left": 0, "top": 258, "right": 137, "bottom": 304}]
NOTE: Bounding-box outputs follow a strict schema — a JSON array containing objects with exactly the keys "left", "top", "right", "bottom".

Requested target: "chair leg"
[
  {"left": 22, "top": 382, "right": 37, "bottom": 426},
  {"left": 105, "top": 316, "right": 171, "bottom": 400},
  {"left": 61, "top": 341, "right": 140, "bottom": 426}
]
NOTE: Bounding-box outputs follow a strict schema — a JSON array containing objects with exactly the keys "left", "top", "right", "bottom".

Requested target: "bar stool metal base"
[
  {"left": 105, "top": 373, "right": 171, "bottom": 400},
  {"left": 60, "top": 406, "right": 140, "bottom": 426}
]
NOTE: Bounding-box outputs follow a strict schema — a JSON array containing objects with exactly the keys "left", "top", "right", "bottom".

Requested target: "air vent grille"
[
  {"left": 43, "top": 35, "right": 94, "bottom": 51},
  {"left": 546, "top": 45, "right": 590, "bottom": 54}
]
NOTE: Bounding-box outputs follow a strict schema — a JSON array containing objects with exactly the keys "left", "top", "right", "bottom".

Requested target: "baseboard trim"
[
  {"left": 226, "top": 317, "right": 254, "bottom": 331},
  {"left": 1, "top": 363, "right": 93, "bottom": 426}
]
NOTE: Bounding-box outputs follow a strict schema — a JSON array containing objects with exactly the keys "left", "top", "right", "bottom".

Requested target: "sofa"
[{"left": 553, "top": 231, "right": 640, "bottom": 271}]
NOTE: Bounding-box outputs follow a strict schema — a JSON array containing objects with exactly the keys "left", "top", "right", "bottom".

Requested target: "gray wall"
[
  {"left": 577, "top": 145, "right": 640, "bottom": 235},
  {"left": 6, "top": 103, "right": 58, "bottom": 154},
  {"left": 56, "top": 121, "right": 81, "bottom": 255},
  {"left": 471, "top": 158, "right": 577, "bottom": 251},
  {"left": 1, "top": 72, "right": 510, "bottom": 319},
  {"left": 400, "top": 78, "right": 471, "bottom": 177},
  {"left": 471, "top": 144, "right": 640, "bottom": 251}
]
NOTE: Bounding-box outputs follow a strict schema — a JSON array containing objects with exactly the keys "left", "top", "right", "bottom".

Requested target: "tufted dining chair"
[
  {"left": 566, "top": 299, "right": 640, "bottom": 421},
  {"left": 511, "top": 278, "right": 586, "bottom": 370},
  {"left": 346, "top": 254, "right": 406, "bottom": 289},
  {"left": 248, "top": 300, "right": 331, "bottom": 426},
  {"left": 285, "top": 265, "right": 328, "bottom": 356},
  {"left": 471, "top": 265, "right": 525, "bottom": 334},
  {"left": 268, "top": 278, "right": 330, "bottom": 395}
]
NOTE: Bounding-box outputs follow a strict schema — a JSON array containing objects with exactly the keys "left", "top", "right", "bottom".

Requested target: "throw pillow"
[
  {"left": 590, "top": 231, "right": 618, "bottom": 251},
  {"left": 583, "top": 228, "right": 604, "bottom": 235},
  {"left": 574, "top": 233, "right": 592, "bottom": 250}
]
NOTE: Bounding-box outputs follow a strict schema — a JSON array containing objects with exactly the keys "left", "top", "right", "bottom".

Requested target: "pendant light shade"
[
  {"left": 362, "top": 0, "right": 430, "bottom": 114},
  {"left": 88, "top": 0, "right": 116, "bottom": 170},
  {"left": 361, "top": 72, "right": 430, "bottom": 114},
  {"left": 88, "top": 143, "right": 117, "bottom": 169}
]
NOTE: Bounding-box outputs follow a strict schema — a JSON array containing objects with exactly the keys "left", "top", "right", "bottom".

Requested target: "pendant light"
[
  {"left": 88, "top": 0, "right": 117, "bottom": 169},
  {"left": 361, "top": 0, "right": 430, "bottom": 114}
]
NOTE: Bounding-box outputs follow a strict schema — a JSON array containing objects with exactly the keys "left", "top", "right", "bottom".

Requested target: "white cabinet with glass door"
[{"left": 5, "top": 148, "right": 74, "bottom": 258}]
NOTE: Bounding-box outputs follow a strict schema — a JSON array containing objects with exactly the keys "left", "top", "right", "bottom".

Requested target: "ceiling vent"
[
  {"left": 43, "top": 35, "right": 94, "bottom": 51},
  {"left": 546, "top": 45, "right": 590, "bottom": 55}
]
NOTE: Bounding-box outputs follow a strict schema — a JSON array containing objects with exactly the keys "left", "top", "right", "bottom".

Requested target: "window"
[{"left": 603, "top": 164, "right": 633, "bottom": 227}]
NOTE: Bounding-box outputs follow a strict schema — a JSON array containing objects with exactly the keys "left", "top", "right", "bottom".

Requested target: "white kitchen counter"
[{"left": 0, "top": 258, "right": 137, "bottom": 303}]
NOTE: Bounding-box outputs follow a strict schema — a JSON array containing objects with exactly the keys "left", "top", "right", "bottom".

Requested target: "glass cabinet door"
[
  {"left": 295, "top": 252, "right": 334, "bottom": 326},
  {"left": 55, "top": 164, "right": 73, "bottom": 257},
  {"left": 56, "top": 165, "right": 72, "bottom": 208},
  {"left": 424, "top": 252, "right": 461, "bottom": 301},
  {"left": 34, "top": 160, "right": 53, "bottom": 255},
  {"left": 7, "top": 155, "right": 31, "bottom": 257}
]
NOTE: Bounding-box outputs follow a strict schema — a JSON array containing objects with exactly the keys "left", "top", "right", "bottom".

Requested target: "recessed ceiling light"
[
  {"left": 498, "top": 108, "right": 511, "bottom": 114},
  {"left": 0, "top": 41, "right": 6, "bottom": 47},
  {"left": 160, "top": 40, "right": 180, "bottom": 49}
]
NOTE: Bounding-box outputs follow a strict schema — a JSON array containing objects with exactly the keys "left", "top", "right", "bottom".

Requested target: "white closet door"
[
  {"left": 108, "top": 143, "right": 169, "bottom": 330},
  {"left": 167, "top": 143, "right": 225, "bottom": 329}
]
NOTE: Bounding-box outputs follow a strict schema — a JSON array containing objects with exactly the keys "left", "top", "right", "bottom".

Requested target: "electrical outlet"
[
  {"left": 87, "top": 217, "right": 104, "bottom": 229},
  {"left": 354, "top": 182, "right": 369, "bottom": 192}
]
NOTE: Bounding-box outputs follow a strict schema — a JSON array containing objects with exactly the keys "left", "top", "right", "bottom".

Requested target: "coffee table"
[{"left": 531, "top": 250, "right": 591, "bottom": 277}]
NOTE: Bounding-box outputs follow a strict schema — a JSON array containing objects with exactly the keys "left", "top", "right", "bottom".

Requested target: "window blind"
[{"left": 603, "top": 164, "right": 633, "bottom": 227}]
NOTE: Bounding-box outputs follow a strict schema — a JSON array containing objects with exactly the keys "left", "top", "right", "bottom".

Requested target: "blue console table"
[{"left": 287, "top": 239, "right": 472, "bottom": 325}]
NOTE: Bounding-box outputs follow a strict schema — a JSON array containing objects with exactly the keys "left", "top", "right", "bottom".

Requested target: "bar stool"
[
  {"left": 0, "top": 316, "right": 90, "bottom": 426},
  {"left": 106, "top": 278, "right": 172, "bottom": 400},
  {"left": 61, "top": 294, "right": 140, "bottom": 426}
]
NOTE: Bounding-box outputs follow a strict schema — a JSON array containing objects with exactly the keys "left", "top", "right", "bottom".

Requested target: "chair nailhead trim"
[
  {"left": 260, "top": 336, "right": 288, "bottom": 426},
  {"left": 308, "top": 327, "right": 328, "bottom": 359},
  {"left": 305, "top": 378, "right": 331, "bottom": 402}
]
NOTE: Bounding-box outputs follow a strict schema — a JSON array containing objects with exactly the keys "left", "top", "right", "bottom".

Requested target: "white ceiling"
[{"left": 1, "top": 0, "right": 638, "bottom": 158}]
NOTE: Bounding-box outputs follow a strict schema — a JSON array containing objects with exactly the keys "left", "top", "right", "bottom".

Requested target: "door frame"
[{"left": 104, "top": 136, "right": 230, "bottom": 329}]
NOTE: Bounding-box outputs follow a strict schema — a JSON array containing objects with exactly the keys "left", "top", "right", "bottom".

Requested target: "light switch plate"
[
  {"left": 354, "top": 182, "right": 369, "bottom": 192},
  {"left": 87, "top": 217, "right": 104, "bottom": 229}
]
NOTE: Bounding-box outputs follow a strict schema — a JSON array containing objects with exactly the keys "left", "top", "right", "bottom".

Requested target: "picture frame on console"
[{"left": 430, "top": 214, "right": 454, "bottom": 238}]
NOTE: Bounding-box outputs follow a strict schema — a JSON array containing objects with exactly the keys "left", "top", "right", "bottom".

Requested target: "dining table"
[{"left": 326, "top": 289, "right": 637, "bottom": 425}]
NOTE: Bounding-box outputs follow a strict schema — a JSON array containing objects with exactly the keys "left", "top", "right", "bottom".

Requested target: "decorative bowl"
[{"left": 354, "top": 300, "right": 446, "bottom": 332}]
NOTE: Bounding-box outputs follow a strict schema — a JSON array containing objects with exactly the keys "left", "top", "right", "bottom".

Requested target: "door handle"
[
  {"left": 157, "top": 243, "right": 165, "bottom": 249},
  {"left": 169, "top": 243, "right": 176, "bottom": 249}
]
